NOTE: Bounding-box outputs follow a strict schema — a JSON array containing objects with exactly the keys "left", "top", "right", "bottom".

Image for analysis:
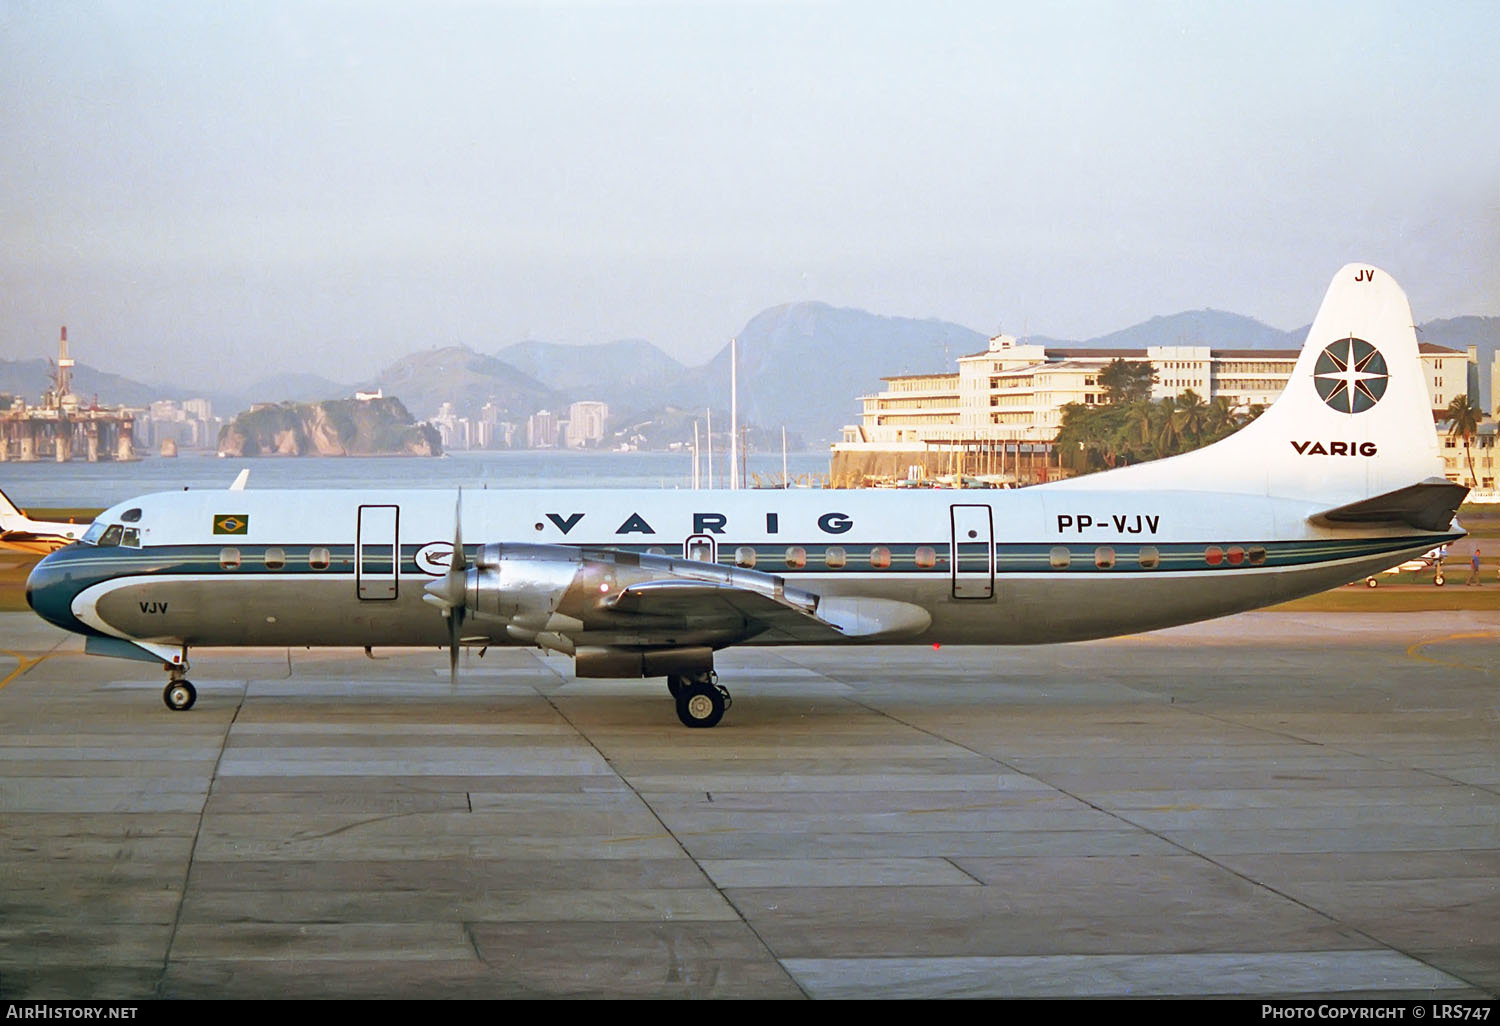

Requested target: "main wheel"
[
  {"left": 667, "top": 675, "right": 684, "bottom": 699},
  {"left": 675, "top": 681, "right": 726, "bottom": 728},
  {"left": 163, "top": 680, "right": 197, "bottom": 711},
  {"left": 1366, "top": 577, "right": 1379, "bottom": 588}
]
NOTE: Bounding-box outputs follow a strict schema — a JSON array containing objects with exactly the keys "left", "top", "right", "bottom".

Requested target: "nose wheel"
[
  {"left": 163, "top": 679, "right": 197, "bottom": 711},
  {"left": 162, "top": 655, "right": 196, "bottom": 711},
  {"left": 674, "top": 673, "right": 731, "bottom": 728}
]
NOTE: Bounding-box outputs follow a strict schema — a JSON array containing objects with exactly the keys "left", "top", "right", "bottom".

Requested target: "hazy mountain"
[
  {"left": 1066, "top": 310, "right": 1304, "bottom": 351},
  {"left": 368, "top": 345, "right": 559, "bottom": 422},
  {"left": 239, "top": 372, "right": 354, "bottom": 405},
  {"left": 0, "top": 358, "right": 166, "bottom": 409},
  {"left": 495, "top": 338, "right": 687, "bottom": 412},
  {"left": 688, "top": 302, "right": 988, "bottom": 446},
  {"left": 6, "top": 304, "right": 1495, "bottom": 446}
]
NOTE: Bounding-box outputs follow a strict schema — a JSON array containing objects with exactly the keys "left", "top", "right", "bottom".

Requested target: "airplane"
[
  {"left": 25, "top": 265, "right": 1469, "bottom": 727},
  {"left": 0, "top": 486, "right": 87, "bottom": 554}
]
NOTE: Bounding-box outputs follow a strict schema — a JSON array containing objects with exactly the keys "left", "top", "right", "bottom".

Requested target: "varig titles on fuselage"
[{"left": 539, "top": 510, "right": 856, "bottom": 537}]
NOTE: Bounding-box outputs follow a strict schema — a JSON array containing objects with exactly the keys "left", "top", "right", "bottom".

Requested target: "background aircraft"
[{"left": 0, "top": 486, "right": 86, "bottom": 554}]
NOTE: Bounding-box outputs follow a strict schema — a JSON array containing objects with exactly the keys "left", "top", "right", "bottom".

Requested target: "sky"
[{"left": 2, "top": 0, "right": 1497, "bottom": 388}]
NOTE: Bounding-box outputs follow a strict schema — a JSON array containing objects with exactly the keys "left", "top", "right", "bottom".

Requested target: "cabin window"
[
  {"left": 1049, "top": 546, "right": 1071, "bottom": 569},
  {"left": 120, "top": 508, "right": 142, "bottom": 523},
  {"left": 1094, "top": 546, "right": 1115, "bottom": 569},
  {"left": 734, "top": 546, "right": 757, "bottom": 569},
  {"left": 1204, "top": 545, "right": 1224, "bottom": 566},
  {"left": 1248, "top": 546, "right": 1267, "bottom": 565},
  {"left": 219, "top": 547, "right": 241, "bottom": 570},
  {"left": 98, "top": 524, "right": 123, "bottom": 547},
  {"left": 264, "top": 547, "right": 286, "bottom": 570},
  {"left": 309, "top": 546, "right": 331, "bottom": 571},
  {"left": 869, "top": 546, "right": 892, "bottom": 569},
  {"left": 120, "top": 527, "right": 141, "bottom": 549},
  {"left": 1226, "top": 545, "right": 1245, "bottom": 566},
  {"left": 1138, "top": 546, "right": 1160, "bottom": 569},
  {"left": 785, "top": 546, "right": 807, "bottom": 570},
  {"left": 825, "top": 546, "right": 847, "bottom": 569},
  {"left": 914, "top": 546, "right": 937, "bottom": 569},
  {"left": 645, "top": 546, "right": 666, "bottom": 556}
]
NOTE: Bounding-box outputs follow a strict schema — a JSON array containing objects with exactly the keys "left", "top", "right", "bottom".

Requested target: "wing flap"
[{"left": 603, "top": 578, "right": 932, "bottom": 642}]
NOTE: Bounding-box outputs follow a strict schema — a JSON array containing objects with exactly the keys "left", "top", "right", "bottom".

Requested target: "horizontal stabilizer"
[{"left": 1308, "top": 479, "right": 1469, "bottom": 532}]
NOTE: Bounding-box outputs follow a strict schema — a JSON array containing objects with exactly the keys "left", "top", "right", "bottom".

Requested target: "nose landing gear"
[{"left": 162, "top": 657, "right": 196, "bottom": 711}]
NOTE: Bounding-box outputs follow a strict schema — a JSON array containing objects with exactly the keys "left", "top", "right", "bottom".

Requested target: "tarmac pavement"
[{"left": 0, "top": 610, "right": 1496, "bottom": 999}]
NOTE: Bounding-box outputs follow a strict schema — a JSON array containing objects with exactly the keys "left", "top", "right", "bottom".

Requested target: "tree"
[
  {"left": 1445, "top": 394, "right": 1484, "bottom": 486},
  {"left": 1098, "top": 359, "right": 1155, "bottom": 404}
]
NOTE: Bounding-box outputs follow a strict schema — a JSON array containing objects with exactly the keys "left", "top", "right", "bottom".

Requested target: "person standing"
[{"left": 1468, "top": 547, "right": 1482, "bottom": 586}]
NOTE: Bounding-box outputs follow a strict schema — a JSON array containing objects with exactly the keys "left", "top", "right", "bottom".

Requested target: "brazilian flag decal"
[{"left": 213, "top": 514, "right": 249, "bottom": 535}]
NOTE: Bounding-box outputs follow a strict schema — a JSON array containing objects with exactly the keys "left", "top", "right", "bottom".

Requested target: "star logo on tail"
[{"left": 1313, "top": 338, "right": 1388, "bottom": 414}]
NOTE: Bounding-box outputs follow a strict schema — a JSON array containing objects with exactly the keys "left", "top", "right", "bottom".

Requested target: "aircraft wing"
[
  {"left": 602, "top": 577, "right": 843, "bottom": 643},
  {"left": 600, "top": 565, "right": 933, "bottom": 644},
  {"left": 444, "top": 544, "right": 935, "bottom": 651},
  {"left": 0, "top": 530, "right": 72, "bottom": 555}
]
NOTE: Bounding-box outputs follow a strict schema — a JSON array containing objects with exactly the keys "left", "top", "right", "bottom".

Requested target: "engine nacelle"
[
  {"left": 574, "top": 646, "right": 715, "bottom": 679},
  {"left": 465, "top": 543, "right": 585, "bottom": 626}
]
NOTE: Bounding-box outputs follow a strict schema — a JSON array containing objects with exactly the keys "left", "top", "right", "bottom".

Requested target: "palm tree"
[
  {"left": 1445, "top": 394, "right": 1483, "bottom": 485},
  {"left": 1171, "top": 389, "right": 1210, "bottom": 449}
]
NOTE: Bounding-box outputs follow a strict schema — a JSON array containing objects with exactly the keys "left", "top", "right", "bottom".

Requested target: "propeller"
[{"left": 422, "top": 489, "right": 468, "bottom": 683}]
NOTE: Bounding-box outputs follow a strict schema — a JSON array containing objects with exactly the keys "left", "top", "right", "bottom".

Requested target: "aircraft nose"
[{"left": 25, "top": 548, "right": 82, "bottom": 631}]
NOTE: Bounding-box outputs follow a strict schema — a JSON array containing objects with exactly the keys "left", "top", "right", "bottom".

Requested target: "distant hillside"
[
  {"left": 368, "top": 346, "right": 559, "bottom": 422},
  {"left": 11, "top": 303, "right": 1494, "bottom": 451},
  {"left": 1075, "top": 309, "right": 1303, "bottom": 351},
  {"left": 0, "top": 358, "right": 164, "bottom": 409},
  {"left": 239, "top": 372, "right": 354, "bottom": 405},
  {"left": 688, "top": 303, "right": 988, "bottom": 446},
  {"left": 495, "top": 338, "right": 687, "bottom": 412}
]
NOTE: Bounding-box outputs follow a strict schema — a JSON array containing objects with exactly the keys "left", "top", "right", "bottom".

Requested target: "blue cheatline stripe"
[{"left": 32, "top": 533, "right": 1457, "bottom": 585}]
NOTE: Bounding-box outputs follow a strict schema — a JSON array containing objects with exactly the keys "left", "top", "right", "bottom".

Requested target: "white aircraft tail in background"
[{"left": 0, "top": 486, "right": 85, "bottom": 553}]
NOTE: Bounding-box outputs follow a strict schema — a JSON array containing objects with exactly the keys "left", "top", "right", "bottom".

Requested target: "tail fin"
[
  {"left": 1043, "top": 264, "right": 1444, "bottom": 505},
  {"left": 0, "top": 485, "right": 25, "bottom": 528}
]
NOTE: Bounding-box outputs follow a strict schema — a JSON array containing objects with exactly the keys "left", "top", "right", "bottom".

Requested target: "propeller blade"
[
  {"left": 438, "top": 488, "right": 466, "bottom": 684},
  {"left": 449, "top": 610, "right": 461, "bottom": 683}
]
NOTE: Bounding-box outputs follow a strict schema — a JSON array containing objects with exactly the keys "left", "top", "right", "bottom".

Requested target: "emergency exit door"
[
  {"left": 357, "top": 505, "right": 399, "bottom": 600},
  {"left": 950, "top": 504, "right": 994, "bottom": 599}
]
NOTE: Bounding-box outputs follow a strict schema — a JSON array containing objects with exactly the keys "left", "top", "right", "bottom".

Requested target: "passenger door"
[
  {"left": 357, "top": 505, "right": 399, "bottom": 600},
  {"left": 950, "top": 504, "right": 994, "bottom": 600}
]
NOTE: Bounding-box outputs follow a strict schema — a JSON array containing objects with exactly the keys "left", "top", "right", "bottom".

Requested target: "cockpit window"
[
  {"left": 121, "top": 527, "right": 141, "bottom": 548},
  {"left": 97, "top": 524, "right": 123, "bottom": 547},
  {"left": 120, "top": 508, "right": 142, "bottom": 523},
  {"left": 82, "top": 521, "right": 107, "bottom": 545}
]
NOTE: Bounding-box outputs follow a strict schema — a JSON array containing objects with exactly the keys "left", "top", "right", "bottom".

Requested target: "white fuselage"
[{"left": 27, "top": 486, "right": 1453, "bottom": 655}]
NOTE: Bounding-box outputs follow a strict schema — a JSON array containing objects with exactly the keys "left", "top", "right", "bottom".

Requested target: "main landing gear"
[
  {"left": 162, "top": 660, "right": 196, "bottom": 712},
  {"left": 667, "top": 671, "right": 732, "bottom": 728}
]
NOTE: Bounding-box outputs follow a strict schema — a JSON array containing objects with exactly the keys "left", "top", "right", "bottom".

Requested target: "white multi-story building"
[
  {"left": 565, "top": 401, "right": 608, "bottom": 448},
  {"left": 834, "top": 333, "right": 1472, "bottom": 481}
]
